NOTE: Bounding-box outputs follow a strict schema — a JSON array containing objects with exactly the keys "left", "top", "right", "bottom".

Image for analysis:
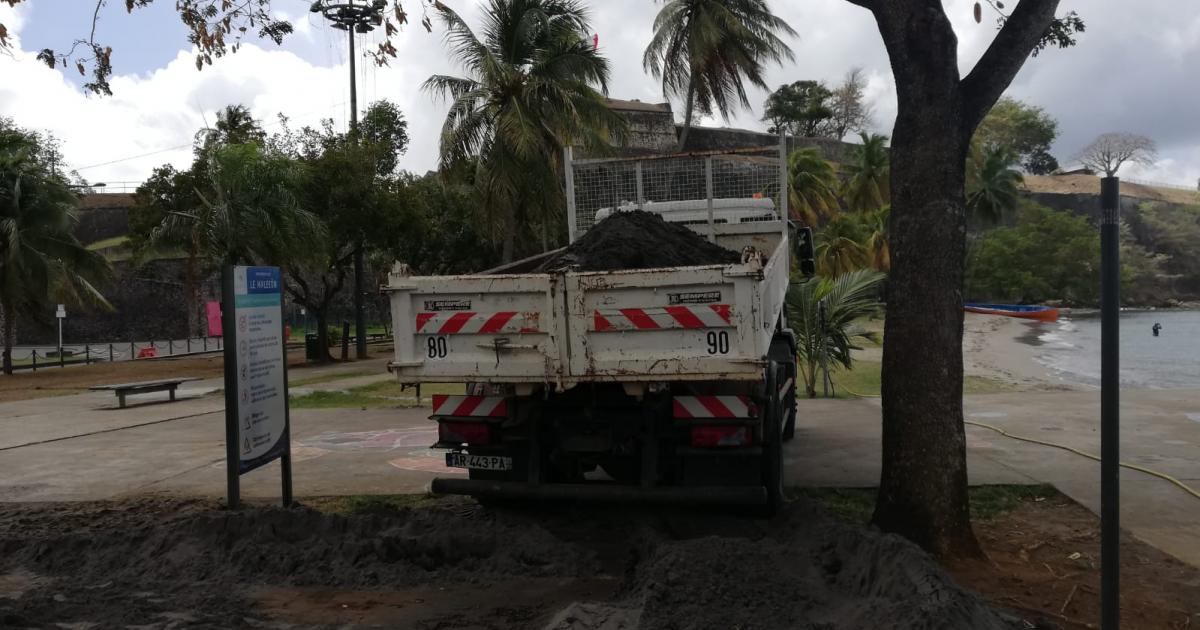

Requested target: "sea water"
[{"left": 1025, "top": 310, "right": 1200, "bottom": 389}]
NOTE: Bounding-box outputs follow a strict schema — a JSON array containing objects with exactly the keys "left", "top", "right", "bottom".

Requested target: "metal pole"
[
  {"left": 348, "top": 16, "right": 367, "bottom": 361},
  {"left": 705, "top": 156, "right": 715, "bottom": 243},
  {"left": 818, "top": 300, "right": 830, "bottom": 397},
  {"left": 221, "top": 266, "right": 240, "bottom": 509},
  {"left": 57, "top": 318, "right": 63, "bottom": 362},
  {"left": 1100, "top": 176, "right": 1121, "bottom": 630},
  {"left": 635, "top": 161, "right": 645, "bottom": 211},
  {"left": 565, "top": 146, "right": 577, "bottom": 243}
]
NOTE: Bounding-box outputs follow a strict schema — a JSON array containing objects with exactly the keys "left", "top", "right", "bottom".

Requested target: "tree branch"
[{"left": 960, "top": 0, "right": 1061, "bottom": 136}]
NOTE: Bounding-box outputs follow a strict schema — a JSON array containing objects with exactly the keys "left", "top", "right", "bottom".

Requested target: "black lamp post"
[{"left": 311, "top": 0, "right": 386, "bottom": 360}]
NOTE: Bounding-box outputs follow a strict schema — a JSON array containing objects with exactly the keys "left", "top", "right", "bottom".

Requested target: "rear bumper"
[{"left": 429, "top": 478, "right": 767, "bottom": 506}]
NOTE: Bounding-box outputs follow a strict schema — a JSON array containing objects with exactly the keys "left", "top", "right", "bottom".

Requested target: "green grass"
[
  {"left": 85, "top": 235, "right": 130, "bottom": 251},
  {"left": 289, "top": 370, "right": 374, "bottom": 388},
  {"left": 307, "top": 493, "right": 459, "bottom": 516},
  {"left": 797, "top": 484, "right": 1058, "bottom": 525},
  {"left": 820, "top": 359, "right": 1015, "bottom": 399},
  {"left": 288, "top": 380, "right": 465, "bottom": 409}
]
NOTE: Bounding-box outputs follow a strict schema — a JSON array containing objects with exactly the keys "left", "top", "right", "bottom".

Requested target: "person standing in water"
[{"left": 1153, "top": 322, "right": 1162, "bottom": 337}]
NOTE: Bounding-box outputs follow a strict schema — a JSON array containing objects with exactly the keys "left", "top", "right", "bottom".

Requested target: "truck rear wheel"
[{"left": 769, "top": 334, "right": 798, "bottom": 442}]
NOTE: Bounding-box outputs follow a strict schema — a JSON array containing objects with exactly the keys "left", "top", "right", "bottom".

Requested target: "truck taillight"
[
  {"left": 690, "top": 426, "right": 752, "bottom": 447},
  {"left": 439, "top": 421, "right": 492, "bottom": 445}
]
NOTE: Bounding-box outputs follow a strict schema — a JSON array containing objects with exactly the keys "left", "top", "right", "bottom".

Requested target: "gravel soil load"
[
  {"left": 538, "top": 211, "right": 742, "bottom": 272},
  {"left": 0, "top": 496, "right": 1025, "bottom": 630}
]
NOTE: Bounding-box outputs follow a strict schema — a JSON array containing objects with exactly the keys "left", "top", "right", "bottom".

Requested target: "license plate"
[{"left": 446, "top": 453, "right": 513, "bottom": 471}]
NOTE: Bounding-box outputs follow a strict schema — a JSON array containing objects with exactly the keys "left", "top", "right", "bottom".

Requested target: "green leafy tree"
[
  {"left": 643, "top": 0, "right": 795, "bottom": 150},
  {"left": 0, "top": 118, "right": 111, "bottom": 373},
  {"left": 785, "top": 269, "right": 885, "bottom": 398},
  {"left": 1126, "top": 202, "right": 1200, "bottom": 296},
  {"left": 763, "top": 81, "right": 834, "bottom": 137},
  {"left": 842, "top": 132, "right": 890, "bottom": 213},
  {"left": 966, "top": 145, "right": 1024, "bottom": 223},
  {"left": 966, "top": 202, "right": 1099, "bottom": 305},
  {"left": 974, "top": 97, "right": 1059, "bottom": 174},
  {"left": 862, "top": 204, "right": 890, "bottom": 272},
  {"left": 404, "top": 167, "right": 503, "bottom": 275},
  {"left": 131, "top": 164, "right": 208, "bottom": 336},
  {"left": 816, "top": 214, "right": 869, "bottom": 276},
  {"left": 272, "top": 109, "right": 414, "bottom": 360},
  {"left": 151, "top": 143, "right": 320, "bottom": 268},
  {"left": 1119, "top": 222, "right": 1172, "bottom": 306},
  {"left": 424, "top": 0, "right": 624, "bottom": 263},
  {"left": 787, "top": 148, "right": 839, "bottom": 227}
]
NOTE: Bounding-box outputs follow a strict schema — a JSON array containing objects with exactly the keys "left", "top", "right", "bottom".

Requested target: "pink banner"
[{"left": 206, "top": 301, "right": 222, "bottom": 337}]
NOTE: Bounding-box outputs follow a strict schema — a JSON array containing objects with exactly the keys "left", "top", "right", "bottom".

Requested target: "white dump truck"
[{"left": 387, "top": 145, "right": 813, "bottom": 512}]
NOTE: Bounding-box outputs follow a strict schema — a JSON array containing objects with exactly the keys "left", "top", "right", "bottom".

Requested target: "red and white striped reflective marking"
[
  {"left": 673, "top": 395, "right": 754, "bottom": 419},
  {"left": 431, "top": 395, "right": 508, "bottom": 418},
  {"left": 592, "top": 305, "right": 733, "bottom": 331},
  {"left": 416, "top": 311, "right": 540, "bottom": 335}
]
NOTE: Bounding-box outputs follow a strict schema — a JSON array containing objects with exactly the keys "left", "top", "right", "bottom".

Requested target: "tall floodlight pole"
[
  {"left": 311, "top": 0, "right": 385, "bottom": 360},
  {"left": 1099, "top": 176, "right": 1121, "bottom": 630}
]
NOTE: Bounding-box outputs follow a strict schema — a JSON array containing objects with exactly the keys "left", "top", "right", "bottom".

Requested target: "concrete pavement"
[
  {"left": 1, "top": 377, "right": 1198, "bottom": 566},
  {"left": 790, "top": 390, "right": 1200, "bottom": 567}
]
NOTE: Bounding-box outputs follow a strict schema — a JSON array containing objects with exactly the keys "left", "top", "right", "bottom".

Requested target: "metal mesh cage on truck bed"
[{"left": 565, "top": 142, "right": 789, "bottom": 243}]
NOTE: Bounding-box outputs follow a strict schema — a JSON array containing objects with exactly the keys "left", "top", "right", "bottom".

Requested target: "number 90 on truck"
[{"left": 386, "top": 145, "right": 813, "bottom": 514}]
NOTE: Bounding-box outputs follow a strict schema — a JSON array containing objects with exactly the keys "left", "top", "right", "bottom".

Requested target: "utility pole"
[
  {"left": 311, "top": 0, "right": 385, "bottom": 360},
  {"left": 1099, "top": 176, "right": 1121, "bottom": 630}
]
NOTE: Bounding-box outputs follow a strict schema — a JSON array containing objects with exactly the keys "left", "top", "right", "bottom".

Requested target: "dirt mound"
[
  {"left": 546, "top": 503, "right": 1018, "bottom": 630},
  {"left": 538, "top": 210, "right": 741, "bottom": 272},
  {"left": 0, "top": 498, "right": 1022, "bottom": 629}
]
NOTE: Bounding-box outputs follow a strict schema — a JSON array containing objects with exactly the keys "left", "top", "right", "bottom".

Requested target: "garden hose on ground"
[
  {"left": 829, "top": 377, "right": 1200, "bottom": 502},
  {"left": 963, "top": 420, "right": 1200, "bottom": 501}
]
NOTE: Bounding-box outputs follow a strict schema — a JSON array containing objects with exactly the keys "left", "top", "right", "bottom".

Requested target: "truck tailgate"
[
  {"left": 388, "top": 274, "right": 562, "bottom": 383},
  {"left": 563, "top": 261, "right": 773, "bottom": 382}
]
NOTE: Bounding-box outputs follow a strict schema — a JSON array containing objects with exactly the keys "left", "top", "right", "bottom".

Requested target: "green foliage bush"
[{"left": 967, "top": 201, "right": 1100, "bottom": 305}]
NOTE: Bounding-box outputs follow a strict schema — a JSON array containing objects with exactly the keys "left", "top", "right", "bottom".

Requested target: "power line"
[{"left": 73, "top": 99, "right": 352, "bottom": 173}]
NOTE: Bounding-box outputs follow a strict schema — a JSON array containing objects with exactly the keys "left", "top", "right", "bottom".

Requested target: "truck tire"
[
  {"left": 761, "top": 361, "right": 784, "bottom": 516},
  {"left": 768, "top": 334, "right": 798, "bottom": 442}
]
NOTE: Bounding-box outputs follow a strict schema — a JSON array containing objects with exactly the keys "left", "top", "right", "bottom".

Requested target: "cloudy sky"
[{"left": 1, "top": 0, "right": 1197, "bottom": 189}]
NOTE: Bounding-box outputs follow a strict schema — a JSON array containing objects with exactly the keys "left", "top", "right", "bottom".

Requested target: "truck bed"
[{"left": 387, "top": 223, "right": 788, "bottom": 388}]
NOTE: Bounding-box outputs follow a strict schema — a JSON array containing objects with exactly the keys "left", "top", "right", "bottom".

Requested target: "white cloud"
[{"left": 2, "top": 0, "right": 1200, "bottom": 190}]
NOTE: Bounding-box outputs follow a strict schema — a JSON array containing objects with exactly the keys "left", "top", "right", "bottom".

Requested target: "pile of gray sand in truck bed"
[
  {"left": 538, "top": 210, "right": 742, "bottom": 272},
  {"left": 0, "top": 497, "right": 1024, "bottom": 629}
]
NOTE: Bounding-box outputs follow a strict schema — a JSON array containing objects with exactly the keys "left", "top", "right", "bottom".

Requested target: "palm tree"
[
  {"left": 151, "top": 143, "right": 322, "bottom": 269},
  {"left": 787, "top": 148, "right": 839, "bottom": 227},
  {"left": 424, "top": 0, "right": 624, "bottom": 263},
  {"left": 785, "top": 269, "right": 884, "bottom": 397},
  {"left": 643, "top": 0, "right": 796, "bottom": 150},
  {"left": 815, "top": 214, "right": 869, "bottom": 276},
  {"left": 194, "top": 104, "right": 265, "bottom": 160},
  {"left": 842, "top": 132, "right": 890, "bottom": 212},
  {"left": 862, "top": 204, "right": 890, "bottom": 271},
  {"left": 0, "top": 122, "right": 111, "bottom": 374},
  {"left": 967, "top": 145, "right": 1024, "bottom": 223}
]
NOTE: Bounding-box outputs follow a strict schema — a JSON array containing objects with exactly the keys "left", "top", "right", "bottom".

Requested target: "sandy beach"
[{"left": 962, "top": 312, "right": 1084, "bottom": 391}]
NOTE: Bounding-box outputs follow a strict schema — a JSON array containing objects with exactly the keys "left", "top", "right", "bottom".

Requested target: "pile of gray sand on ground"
[
  {"left": 1, "top": 497, "right": 1024, "bottom": 630},
  {"left": 543, "top": 501, "right": 1022, "bottom": 630},
  {"left": 537, "top": 210, "right": 742, "bottom": 272}
]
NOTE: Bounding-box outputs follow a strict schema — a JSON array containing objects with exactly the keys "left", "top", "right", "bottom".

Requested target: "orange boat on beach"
[{"left": 964, "top": 303, "right": 1059, "bottom": 322}]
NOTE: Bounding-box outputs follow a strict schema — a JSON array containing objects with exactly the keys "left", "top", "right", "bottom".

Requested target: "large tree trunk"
[
  {"left": 501, "top": 202, "right": 517, "bottom": 263},
  {"left": 869, "top": 4, "right": 980, "bottom": 559},
  {"left": 315, "top": 307, "right": 333, "bottom": 363},
  {"left": 2, "top": 303, "right": 12, "bottom": 375},
  {"left": 850, "top": 0, "right": 1061, "bottom": 559}
]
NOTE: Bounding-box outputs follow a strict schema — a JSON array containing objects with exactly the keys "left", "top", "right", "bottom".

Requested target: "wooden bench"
[{"left": 89, "top": 377, "right": 202, "bottom": 408}]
